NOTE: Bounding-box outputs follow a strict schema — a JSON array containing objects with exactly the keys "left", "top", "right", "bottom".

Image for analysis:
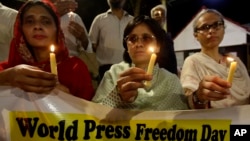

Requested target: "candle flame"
[
  {"left": 50, "top": 45, "right": 55, "bottom": 52},
  {"left": 149, "top": 47, "right": 154, "bottom": 53},
  {"left": 69, "top": 11, "right": 73, "bottom": 16},
  {"left": 227, "top": 57, "right": 234, "bottom": 62},
  {"left": 69, "top": 11, "right": 74, "bottom": 19}
]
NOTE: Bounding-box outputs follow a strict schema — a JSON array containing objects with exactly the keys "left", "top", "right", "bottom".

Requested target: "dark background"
[
  {"left": 2, "top": 0, "right": 250, "bottom": 38},
  {"left": 167, "top": 0, "right": 250, "bottom": 38}
]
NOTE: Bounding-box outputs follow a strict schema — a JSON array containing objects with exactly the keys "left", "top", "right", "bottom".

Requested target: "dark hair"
[{"left": 123, "top": 15, "right": 167, "bottom": 65}]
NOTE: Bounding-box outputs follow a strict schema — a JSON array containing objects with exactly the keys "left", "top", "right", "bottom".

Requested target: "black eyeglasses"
[
  {"left": 125, "top": 34, "right": 156, "bottom": 45},
  {"left": 195, "top": 21, "right": 224, "bottom": 33}
]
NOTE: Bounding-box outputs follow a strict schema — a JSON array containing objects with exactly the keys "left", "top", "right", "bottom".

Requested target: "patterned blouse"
[{"left": 92, "top": 61, "right": 189, "bottom": 111}]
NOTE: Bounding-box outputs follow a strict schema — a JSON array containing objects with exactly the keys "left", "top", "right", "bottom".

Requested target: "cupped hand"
[
  {"left": 116, "top": 67, "right": 152, "bottom": 102},
  {"left": 68, "top": 21, "right": 86, "bottom": 40},
  {"left": 196, "top": 75, "right": 231, "bottom": 102},
  {"left": 68, "top": 21, "right": 89, "bottom": 49},
  {"left": 6, "top": 64, "right": 57, "bottom": 94}
]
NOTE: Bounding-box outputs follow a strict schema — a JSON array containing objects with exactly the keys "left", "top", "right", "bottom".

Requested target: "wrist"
[
  {"left": 193, "top": 91, "right": 207, "bottom": 105},
  {"left": 116, "top": 85, "right": 137, "bottom": 103},
  {"left": 0, "top": 68, "right": 11, "bottom": 85}
]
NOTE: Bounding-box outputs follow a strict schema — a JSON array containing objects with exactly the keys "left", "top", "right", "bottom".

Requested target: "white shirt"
[
  {"left": 89, "top": 9, "right": 133, "bottom": 65},
  {"left": 0, "top": 3, "right": 17, "bottom": 61}
]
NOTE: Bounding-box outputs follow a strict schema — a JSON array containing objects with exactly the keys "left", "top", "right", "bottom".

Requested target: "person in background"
[
  {"left": 92, "top": 15, "right": 188, "bottom": 111},
  {"left": 89, "top": 0, "right": 133, "bottom": 81},
  {"left": 150, "top": 4, "right": 167, "bottom": 31},
  {"left": 0, "top": 0, "right": 94, "bottom": 100},
  {"left": 0, "top": 2, "right": 18, "bottom": 61},
  {"left": 180, "top": 9, "right": 250, "bottom": 109},
  {"left": 51, "top": 0, "right": 92, "bottom": 55},
  {"left": 51, "top": 0, "right": 98, "bottom": 90},
  {"left": 150, "top": 4, "right": 178, "bottom": 75}
]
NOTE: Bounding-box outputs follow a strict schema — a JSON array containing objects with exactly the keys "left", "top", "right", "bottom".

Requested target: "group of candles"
[{"left": 50, "top": 45, "right": 237, "bottom": 85}]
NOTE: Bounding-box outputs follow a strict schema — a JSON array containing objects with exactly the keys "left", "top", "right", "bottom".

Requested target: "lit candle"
[
  {"left": 50, "top": 45, "right": 58, "bottom": 75},
  {"left": 157, "top": 11, "right": 162, "bottom": 16},
  {"left": 227, "top": 57, "right": 237, "bottom": 83},
  {"left": 144, "top": 47, "right": 157, "bottom": 87},
  {"left": 69, "top": 11, "right": 74, "bottom": 21}
]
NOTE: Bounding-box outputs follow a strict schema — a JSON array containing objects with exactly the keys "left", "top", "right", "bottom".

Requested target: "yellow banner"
[
  {"left": 10, "top": 111, "right": 230, "bottom": 141},
  {"left": 1, "top": 86, "right": 249, "bottom": 141}
]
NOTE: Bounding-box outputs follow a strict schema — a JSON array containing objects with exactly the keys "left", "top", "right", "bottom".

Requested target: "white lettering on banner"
[{"left": 234, "top": 129, "right": 247, "bottom": 136}]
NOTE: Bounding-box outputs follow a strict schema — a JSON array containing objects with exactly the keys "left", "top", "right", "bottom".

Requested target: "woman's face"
[
  {"left": 125, "top": 23, "right": 159, "bottom": 66},
  {"left": 194, "top": 12, "right": 225, "bottom": 49},
  {"left": 22, "top": 5, "right": 57, "bottom": 49}
]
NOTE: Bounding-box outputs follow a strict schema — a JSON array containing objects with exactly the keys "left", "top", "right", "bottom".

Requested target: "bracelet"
[
  {"left": 116, "top": 85, "right": 121, "bottom": 94},
  {"left": 193, "top": 91, "right": 208, "bottom": 105}
]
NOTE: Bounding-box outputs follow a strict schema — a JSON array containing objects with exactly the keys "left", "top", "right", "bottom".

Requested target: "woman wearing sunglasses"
[
  {"left": 180, "top": 9, "right": 250, "bottom": 109},
  {"left": 92, "top": 15, "right": 188, "bottom": 111}
]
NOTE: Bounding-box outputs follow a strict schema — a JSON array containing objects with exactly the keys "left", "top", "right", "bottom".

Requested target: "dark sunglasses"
[
  {"left": 195, "top": 21, "right": 224, "bottom": 33},
  {"left": 125, "top": 34, "right": 156, "bottom": 45}
]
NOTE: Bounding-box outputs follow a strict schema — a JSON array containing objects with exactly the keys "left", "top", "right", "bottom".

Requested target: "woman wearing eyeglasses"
[
  {"left": 180, "top": 9, "right": 250, "bottom": 109},
  {"left": 91, "top": 15, "right": 188, "bottom": 111}
]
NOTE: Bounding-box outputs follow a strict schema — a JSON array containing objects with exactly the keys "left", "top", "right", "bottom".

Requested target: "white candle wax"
[
  {"left": 144, "top": 48, "right": 157, "bottom": 87},
  {"left": 227, "top": 57, "right": 237, "bottom": 83},
  {"left": 50, "top": 45, "right": 58, "bottom": 75}
]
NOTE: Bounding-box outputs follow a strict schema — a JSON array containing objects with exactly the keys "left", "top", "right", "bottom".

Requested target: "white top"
[
  {"left": 89, "top": 9, "right": 133, "bottom": 65},
  {"left": 181, "top": 52, "right": 250, "bottom": 108},
  {"left": 60, "top": 12, "right": 92, "bottom": 56},
  {"left": 0, "top": 3, "right": 17, "bottom": 61}
]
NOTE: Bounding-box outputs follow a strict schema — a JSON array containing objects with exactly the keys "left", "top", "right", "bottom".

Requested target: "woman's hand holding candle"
[
  {"left": 117, "top": 67, "right": 152, "bottom": 102},
  {"left": 4, "top": 64, "right": 57, "bottom": 93}
]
